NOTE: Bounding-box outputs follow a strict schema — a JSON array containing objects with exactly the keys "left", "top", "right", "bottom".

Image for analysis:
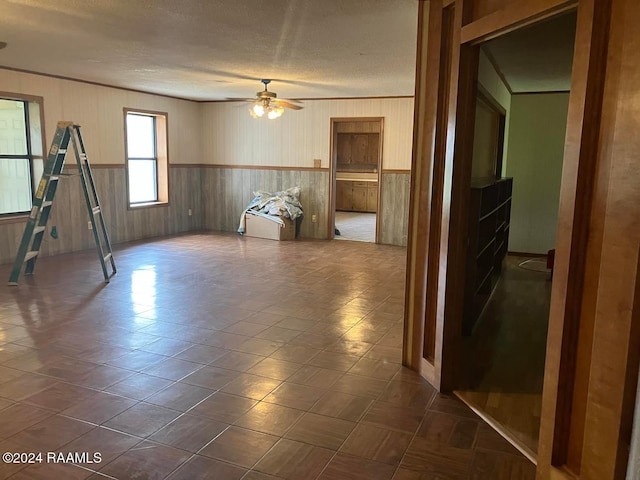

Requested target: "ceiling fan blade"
[{"left": 273, "top": 99, "right": 304, "bottom": 110}]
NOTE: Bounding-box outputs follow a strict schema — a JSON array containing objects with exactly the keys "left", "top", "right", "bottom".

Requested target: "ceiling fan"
[{"left": 248, "top": 79, "right": 303, "bottom": 119}]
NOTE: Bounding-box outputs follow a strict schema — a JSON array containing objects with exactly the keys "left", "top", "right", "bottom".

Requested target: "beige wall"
[
  {"left": 471, "top": 98, "right": 500, "bottom": 179},
  {"left": 505, "top": 93, "right": 570, "bottom": 254},
  {"left": 478, "top": 49, "right": 511, "bottom": 174},
  {"left": 0, "top": 69, "right": 201, "bottom": 165},
  {"left": 200, "top": 97, "right": 415, "bottom": 170}
]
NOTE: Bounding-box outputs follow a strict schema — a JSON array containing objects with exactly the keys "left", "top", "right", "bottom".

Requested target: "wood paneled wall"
[
  {"left": 200, "top": 98, "right": 415, "bottom": 170},
  {"left": 199, "top": 166, "right": 410, "bottom": 245},
  {"left": 380, "top": 173, "right": 411, "bottom": 246},
  {"left": 1, "top": 163, "right": 413, "bottom": 264},
  {"left": 0, "top": 166, "right": 202, "bottom": 265},
  {"left": 200, "top": 167, "right": 329, "bottom": 240},
  {"left": 335, "top": 121, "right": 382, "bottom": 134}
]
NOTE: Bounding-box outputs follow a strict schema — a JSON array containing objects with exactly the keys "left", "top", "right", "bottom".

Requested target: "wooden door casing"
[{"left": 403, "top": 0, "right": 639, "bottom": 479}]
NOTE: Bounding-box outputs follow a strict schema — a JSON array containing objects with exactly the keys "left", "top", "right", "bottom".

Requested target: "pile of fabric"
[{"left": 237, "top": 187, "right": 303, "bottom": 234}]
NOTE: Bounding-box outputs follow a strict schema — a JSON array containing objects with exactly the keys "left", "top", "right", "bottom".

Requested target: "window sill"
[
  {"left": 0, "top": 215, "right": 29, "bottom": 225},
  {"left": 128, "top": 201, "right": 169, "bottom": 210}
]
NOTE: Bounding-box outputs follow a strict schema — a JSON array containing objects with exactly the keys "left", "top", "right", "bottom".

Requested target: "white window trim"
[{"left": 124, "top": 108, "right": 169, "bottom": 209}]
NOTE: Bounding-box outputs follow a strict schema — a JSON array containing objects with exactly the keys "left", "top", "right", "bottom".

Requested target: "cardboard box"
[{"left": 245, "top": 213, "right": 295, "bottom": 241}]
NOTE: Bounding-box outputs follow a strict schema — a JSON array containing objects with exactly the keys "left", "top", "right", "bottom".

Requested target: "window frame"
[
  {"left": 123, "top": 108, "right": 169, "bottom": 209},
  {"left": 0, "top": 92, "right": 46, "bottom": 223}
]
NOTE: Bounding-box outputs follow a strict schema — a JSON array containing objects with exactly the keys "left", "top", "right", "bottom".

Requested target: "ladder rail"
[
  {"left": 73, "top": 126, "right": 117, "bottom": 273},
  {"left": 69, "top": 126, "right": 115, "bottom": 281}
]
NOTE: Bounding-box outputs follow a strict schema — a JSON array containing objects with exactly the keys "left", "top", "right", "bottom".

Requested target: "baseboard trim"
[{"left": 508, "top": 251, "right": 548, "bottom": 258}]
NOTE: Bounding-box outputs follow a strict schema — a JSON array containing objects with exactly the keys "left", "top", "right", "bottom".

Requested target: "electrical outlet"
[
  {"left": 87, "top": 221, "right": 92, "bottom": 230},
  {"left": 188, "top": 208, "right": 193, "bottom": 217},
  {"left": 311, "top": 214, "right": 317, "bottom": 223}
]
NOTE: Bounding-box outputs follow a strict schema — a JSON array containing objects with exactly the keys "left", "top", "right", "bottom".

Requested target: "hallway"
[{"left": 0, "top": 234, "right": 533, "bottom": 479}]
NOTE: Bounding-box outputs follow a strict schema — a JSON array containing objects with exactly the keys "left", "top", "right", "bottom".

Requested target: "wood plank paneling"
[
  {"left": 0, "top": 166, "right": 202, "bottom": 265},
  {"left": 200, "top": 166, "right": 408, "bottom": 245},
  {"left": 380, "top": 173, "right": 411, "bottom": 246},
  {"left": 335, "top": 121, "right": 382, "bottom": 133},
  {"left": 201, "top": 167, "right": 329, "bottom": 240}
]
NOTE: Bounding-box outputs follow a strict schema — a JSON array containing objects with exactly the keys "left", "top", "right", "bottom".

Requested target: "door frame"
[
  {"left": 328, "top": 117, "right": 384, "bottom": 243},
  {"left": 403, "top": 0, "right": 639, "bottom": 478}
]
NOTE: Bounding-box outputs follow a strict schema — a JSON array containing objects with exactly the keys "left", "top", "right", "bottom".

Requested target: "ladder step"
[
  {"left": 57, "top": 149, "right": 66, "bottom": 155},
  {"left": 50, "top": 176, "right": 59, "bottom": 182},
  {"left": 42, "top": 201, "right": 53, "bottom": 208},
  {"left": 34, "top": 226, "right": 46, "bottom": 235},
  {"left": 92, "top": 206, "right": 101, "bottom": 215},
  {"left": 24, "top": 251, "right": 38, "bottom": 262},
  {"left": 103, "top": 253, "right": 112, "bottom": 263}
]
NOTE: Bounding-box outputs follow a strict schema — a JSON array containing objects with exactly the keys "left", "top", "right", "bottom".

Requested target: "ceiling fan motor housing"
[
  {"left": 257, "top": 90, "right": 277, "bottom": 99},
  {"left": 257, "top": 79, "right": 277, "bottom": 100}
]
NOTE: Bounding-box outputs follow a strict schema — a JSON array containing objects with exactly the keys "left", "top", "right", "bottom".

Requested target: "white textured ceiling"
[
  {"left": 484, "top": 12, "right": 577, "bottom": 93},
  {"left": 0, "top": 0, "right": 419, "bottom": 101}
]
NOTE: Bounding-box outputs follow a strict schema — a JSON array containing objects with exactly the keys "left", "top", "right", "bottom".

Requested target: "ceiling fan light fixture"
[
  {"left": 267, "top": 105, "right": 284, "bottom": 120},
  {"left": 248, "top": 79, "right": 301, "bottom": 120},
  {"left": 250, "top": 101, "right": 284, "bottom": 120},
  {"left": 251, "top": 103, "right": 265, "bottom": 117}
]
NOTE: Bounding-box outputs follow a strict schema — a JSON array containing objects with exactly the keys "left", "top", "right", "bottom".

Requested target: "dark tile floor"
[{"left": 0, "top": 233, "right": 535, "bottom": 479}]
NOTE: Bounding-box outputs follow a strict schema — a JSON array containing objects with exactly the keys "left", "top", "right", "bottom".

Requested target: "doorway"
[
  {"left": 453, "top": 13, "right": 576, "bottom": 461},
  {"left": 328, "top": 118, "right": 383, "bottom": 243}
]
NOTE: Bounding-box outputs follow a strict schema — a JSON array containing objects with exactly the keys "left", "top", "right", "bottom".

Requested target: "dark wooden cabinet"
[
  {"left": 336, "top": 133, "right": 379, "bottom": 172},
  {"left": 336, "top": 180, "right": 378, "bottom": 213},
  {"left": 366, "top": 183, "right": 378, "bottom": 212},
  {"left": 352, "top": 182, "right": 368, "bottom": 212},
  {"left": 463, "top": 177, "right": 513, "bottom": 335},
  {"left": 336, "top": 181, "right": 349, "bottom": 211}
]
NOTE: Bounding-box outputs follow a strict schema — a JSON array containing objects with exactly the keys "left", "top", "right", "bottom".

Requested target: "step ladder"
[{"left": 8, "top": 121, "right": 117, "bottom": 285}]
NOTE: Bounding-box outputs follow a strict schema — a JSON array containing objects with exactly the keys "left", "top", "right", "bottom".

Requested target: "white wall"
[
  {"left": 506, "top": 93, "right": 570, "bottom": 254},
  {"left": 200, "top": 97, "right": 415, "bottom": 169},
  {"left": 0, "top": 69, "right": 201, "bottom": 165}
]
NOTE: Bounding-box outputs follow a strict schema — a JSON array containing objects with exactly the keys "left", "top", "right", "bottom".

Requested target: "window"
[
  {"left": 0, "top": 96, "right": 44, "bottom": 217},
  {"left": 125, "top": 110, "right": 168, "bottom": 206}
]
